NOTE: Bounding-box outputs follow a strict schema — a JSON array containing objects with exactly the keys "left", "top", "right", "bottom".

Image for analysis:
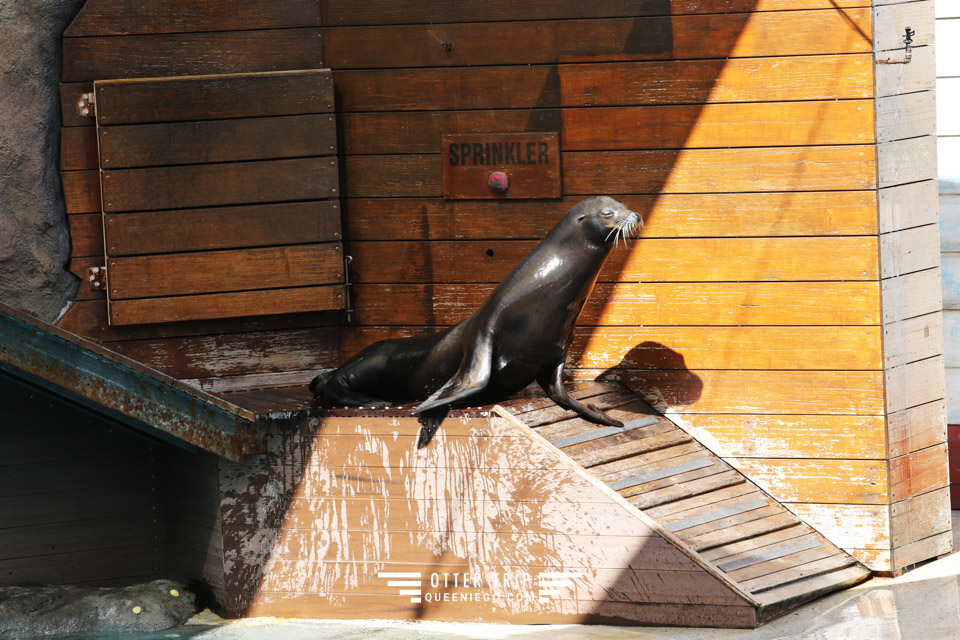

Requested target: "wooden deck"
[{"left": 220, "top": 379, "right": 870, "bottom": 622}]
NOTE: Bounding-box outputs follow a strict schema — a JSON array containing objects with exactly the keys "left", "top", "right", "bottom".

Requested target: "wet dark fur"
[{"left": 311, "top": 196, "right": 641, "bottom": 447}]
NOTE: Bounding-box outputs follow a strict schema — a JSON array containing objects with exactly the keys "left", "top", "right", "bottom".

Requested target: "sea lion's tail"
[{"left": 309, "top": 369, "right": 335, "bottom": 398}]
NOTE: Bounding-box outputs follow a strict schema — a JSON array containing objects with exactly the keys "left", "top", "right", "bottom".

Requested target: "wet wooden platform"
[
  {"left": 493, "top": 381, "right": 872, "bottom": 620},
  {"left": 219, "top": 379, "right": 871, "bottom": 622}
]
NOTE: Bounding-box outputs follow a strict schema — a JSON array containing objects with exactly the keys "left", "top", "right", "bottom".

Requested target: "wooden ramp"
[
  {"left": 213, "top": 379, "right": 870, "bottom": 625},
  {"left": 493, "top": 381, "right": 871, "bottom": 622}
]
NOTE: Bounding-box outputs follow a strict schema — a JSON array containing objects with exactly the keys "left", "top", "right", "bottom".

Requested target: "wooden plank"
[
  {"left": 349, "top": 282, "right": 882, "bottom": 327},
  {"left": 102, "top": 158, "right": 339, "bottom": 212},
  {"left": 347, "top": 237, "right": 880, "bottom": 284},
  {"left": 888, "top": 444, "right": 949, "bottom": 502},
  {"left": 342, "top": 192, "right": 879, "bottom": 240},
  {"left": 887, "top": 400, "right": 947, "bottom": 459},
  {"left": 725, "top": 538, "right": 836, "bottom": 583},
  {"left": 230, "top": 531, "right": 698, "bottom": 576},
  {"left": 560, "top": 54, "right": 873, "bottom": 107},
  {"left": 563, "top": 146, "right": 876, "bottom": 194},
  {"left": 876, "top": 44, "right": 936, "bottom": 97},
  {"left": 569, "top": 325, "right": 882, "bottom": 371},
  {"left": 63, "top": 29, "right": 324, "bottom": 83},
  {"left": 678, "top": 415, "right": 886, "bottom": 460},
  {"left": 61, "top": 170, "right": 100, "bottom": 214},
  {"left": 885, "top": 355, "right": 945, "bottom": 414},
  {"left": 728, "top": 459, "right": 887, "bottom": 504},
  {"left": 344, "top": 325, "right": 881, "bottom": 372},
  {"left": 670, "top": 505, "right": 785, "bottom": 541},
  {"left": 110, "top": 327, "right": 339, "bottom": 379},
  {"left": 99, "top": 114, "right": 337, "bottom": 169},
  {"left": 344, "top": 147, "right": 877, "bottom": 197},
  {"left": 786, "top": 503, "right": 888, "bottom": 551},
  {"left": 883, "top": 311, "right": 943, "bottom": 369},
  {"left": 0, "top": 543, "right": 164, "bottom": 586},
  {"left": 686, "top": 513, "right": 801, "bottom": 552},
  {"left": 589, "top": 442, "right": 704, "bottom": 479},
  {"left": 882, "top": 268, "right": 942, "bottom": 322},
  {"left": 0, "top": 483, "right": 160, "bottom": 529},
  {"left": 879, "top": 224, "right": 940, "bottom": 278},
  {"left": 0, "top": 515, "right": 162, "bottom": 560},
  {"left": 108, "top": 245, "right": 343, "bottom": 299},
  {"left": 343, "top": 110, "right": 561, "bottom": 155},
  {"left": 876, "top": 90, "right": 937, "bottom": 143},
  {"left": 233, "top": 592, "right": 758, "bottom": 627},
  {"left": 878, "top": 180, "right": 939, "bottom": 235},
  {"left": 321, "top": 0, "right": 871, "bottom": 25},
  {"left": 104, "top": 202, "right": 341, "bottom": 256},
  {"left": 701, "top": 525, "right": 811, "bottom": 564},
  {"left": 222, "top": 495, "right": 653, "bottom": 535},
  {"left": 891, "top": 531, "right": 952, "bottom": 572},
  {"left": 57, "top": 299, "right": 337, "bottom": 344},
  {"left": 740, "top": 553, "right": 856, "bottom": 593},
  {"left": 644, "top": 483, "right": 762, "bottom": 518},
  {"left": 562, "top": 100, "right": 873, "bottom": 150},
  {"left": 754, "top": 564, "right": 870, "bottom": 612},
  {"left": 94, "top": 70, "right": 333, "bottom": 125},
  {"left": 889, "top": 487, "right": 951, "bottom": 548},
  {"left": 68, "top": 213, "right": 103, "bottom": 258},
  {"left": 65, "top": 0, "right": 320, "bottom": 36},
  {"left": 109, "top": 285, "right": 346, "bottom": 326},
  {"left": 629, "top": 470, "right": 746, "bottom": 511},
  {"left": 874, "top": 1, "right": 935, "bottom": 53},
  {"left": 335, "top": 55, "right": 873, "bottom": 112},
  {"left": 321, "top": 10, "right": 871, "bottom": 69},
  {"left": 571, "top": 430, "right": 694, "bottom": 469},
  {"left": 60, "top": 126, "right": 98, "bottom": 170},
  {"left": 877, "top": 136, "right": 938, "bottom": 188},
  {"left": 620, "top": 370, "right": 884, "bottom": 415}
]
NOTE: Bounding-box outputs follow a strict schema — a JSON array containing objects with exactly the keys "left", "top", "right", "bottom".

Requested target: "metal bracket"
[
  {"left": 877, "top": 27, "right": 915, "bottom": 65},
  {"left": 87, "top": 266, "right": 107, "bottom": 291},
  {"left": 343, "top": 255, "right": 354, "bottom": 322},
  {"left": 77, "top": 91, "right": 95, "bottom": 118}
]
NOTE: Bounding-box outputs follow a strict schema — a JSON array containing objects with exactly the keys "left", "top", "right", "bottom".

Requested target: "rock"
[
  {"left": 0, "top": 0, "right": 84, "bottom": 321},
  {"left": 0, "top": 579, "right": 198, "bottom": 638}
]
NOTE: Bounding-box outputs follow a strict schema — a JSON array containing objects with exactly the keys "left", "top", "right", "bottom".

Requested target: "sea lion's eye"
[{"left": 601, "top": 209, "right": 615, "bottom": 217}]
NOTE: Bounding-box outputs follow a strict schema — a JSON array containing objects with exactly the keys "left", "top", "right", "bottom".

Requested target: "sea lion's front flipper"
[
  {"left": 412, "top": 331, "right": 493, "bottom": 415},
  {"left": 537, "top": 358, "right": 624, "bottom": 428}
]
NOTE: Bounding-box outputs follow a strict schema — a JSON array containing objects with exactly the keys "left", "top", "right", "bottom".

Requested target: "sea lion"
[{"left": 311, "top": 196, "right": 641, "bottom": 447}]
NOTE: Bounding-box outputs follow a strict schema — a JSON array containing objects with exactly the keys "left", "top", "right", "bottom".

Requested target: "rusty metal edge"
[{"left": 0, "top": 303, "right": 264, "bottom": 462}]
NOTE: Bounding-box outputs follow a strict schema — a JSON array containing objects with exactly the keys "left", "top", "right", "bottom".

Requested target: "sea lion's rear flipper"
[
  {"left": 416, "top": 406, "right": 450, "bottom": 449},
  {"left": 412, "top": 331, "right": 493, "bottom": 415},
  {"left": 537, "top": 359, "right": 624, "bottom": 428}
]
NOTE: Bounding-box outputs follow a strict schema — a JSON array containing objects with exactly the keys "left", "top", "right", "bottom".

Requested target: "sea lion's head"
[{"left": 568, "top": 196, "right": 642, "bottom": 249}]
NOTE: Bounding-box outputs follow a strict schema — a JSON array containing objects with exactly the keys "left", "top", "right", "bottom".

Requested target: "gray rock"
[
  {"left": 0, "top": 579, "right": 198, "bottom": 638},
  {"left": 0, "top": 0, "right": 85, "bottom": 322}
]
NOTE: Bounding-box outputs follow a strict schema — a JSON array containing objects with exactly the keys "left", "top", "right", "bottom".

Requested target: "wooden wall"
[
  {"left": 326, "top": 0, "right": 947, "bottom": 572},
  {"left": 0, "top": 377, "right": 166, "bottom": 586},
  {"left": 57, "top": 1, "right": 341, "bottom": 392},
  {"left": 54, "top": 0, "right": 949, "bottom": 578},
  {"left": 937, "top": 2, "right": 960, "bottom": 505}
]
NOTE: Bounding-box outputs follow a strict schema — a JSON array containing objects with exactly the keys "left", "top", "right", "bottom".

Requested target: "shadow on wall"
[{"left": 601, "top": 341, "right": 704, "bottom": 408}]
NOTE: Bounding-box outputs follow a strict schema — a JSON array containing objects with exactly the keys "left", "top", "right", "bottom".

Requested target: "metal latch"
[
  {"left": 343, "top": 255, "right": 354, "bottom": 322},
  {"left": 87, "top": 266, "right": 107, "bottom": 291},
  {"left": 77, "top": 91, "right": 95, "bottom": 118}
]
